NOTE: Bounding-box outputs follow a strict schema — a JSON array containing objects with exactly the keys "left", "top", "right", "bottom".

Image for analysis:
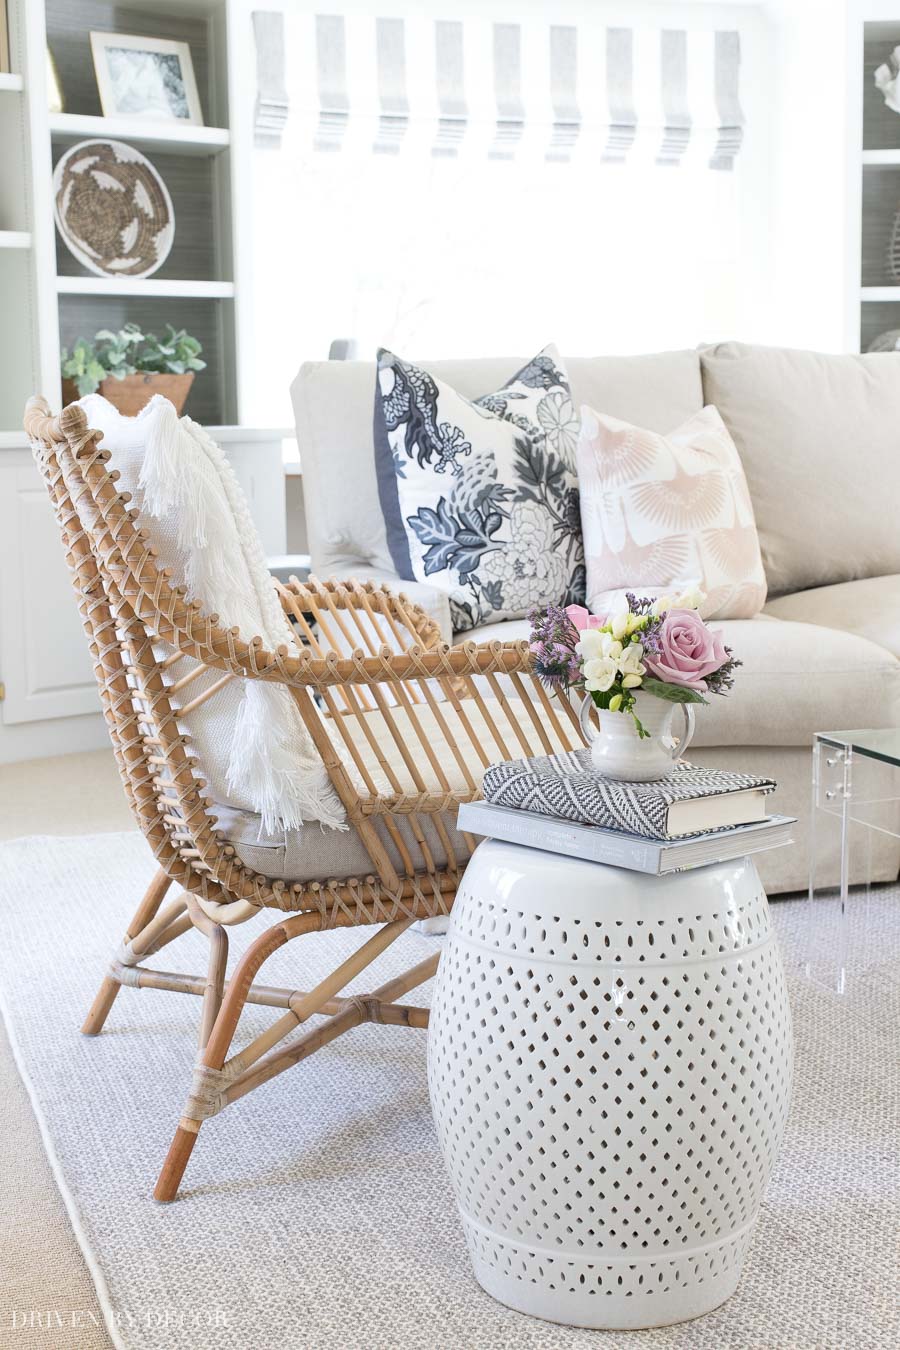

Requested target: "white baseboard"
[{"left": 0, "top": 713, "right": 109, "bottom": 765}]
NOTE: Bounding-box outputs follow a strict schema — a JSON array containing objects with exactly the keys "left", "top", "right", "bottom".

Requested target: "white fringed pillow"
[
  {"left": 79, "top": 394, "right": 345, "bottom": 834},
  {"left": 576, "top": 403, "right": 767, "bottom": 621}
]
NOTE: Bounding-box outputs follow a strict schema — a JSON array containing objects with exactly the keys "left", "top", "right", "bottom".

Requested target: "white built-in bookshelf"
[
  {"left": 0, "top": 0, "right": 254, "bottom": 429},
  {"left": 0, "top": 1, "right": 295, "bottom": 764}
]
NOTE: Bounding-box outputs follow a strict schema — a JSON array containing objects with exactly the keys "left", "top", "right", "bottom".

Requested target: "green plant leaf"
[
  {"left": 61, "top": 322, "right": 203, "bottom": 390},
  {"left": 641, "top": 677, "right": 708, "bottom": 705}
]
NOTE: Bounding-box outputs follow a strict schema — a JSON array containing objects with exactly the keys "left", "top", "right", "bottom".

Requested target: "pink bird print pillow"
[{"left": 576, "top": 404, "right": 767, "bottom": 621}]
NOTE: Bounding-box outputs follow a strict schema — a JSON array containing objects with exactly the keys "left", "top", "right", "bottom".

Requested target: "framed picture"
[{"left": 90, "top": 32, "right": 203, "bottom": 125}]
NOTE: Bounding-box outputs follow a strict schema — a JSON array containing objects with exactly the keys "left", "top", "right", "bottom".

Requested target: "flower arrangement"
[{"left": 529, "top": 590, "right": 741, "bottom": 738}]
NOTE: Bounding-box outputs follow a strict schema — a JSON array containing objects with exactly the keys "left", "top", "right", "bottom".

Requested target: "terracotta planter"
[{"left": 62, "top": 371, "right": 195, "bottom": 416}]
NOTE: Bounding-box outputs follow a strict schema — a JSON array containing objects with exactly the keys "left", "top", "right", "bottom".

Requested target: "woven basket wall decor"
[{"left": 53, "top": 139, "right": 174, "bottom": 278}]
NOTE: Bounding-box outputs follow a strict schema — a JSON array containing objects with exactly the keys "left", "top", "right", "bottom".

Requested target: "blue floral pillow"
[{"left": 373, "top": 345, "right": 585, "bottom": 633}]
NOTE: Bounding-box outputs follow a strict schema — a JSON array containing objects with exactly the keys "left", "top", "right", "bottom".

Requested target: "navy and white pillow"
[{"left": 373, "top": 345, "right": 585, "bottom": 633}]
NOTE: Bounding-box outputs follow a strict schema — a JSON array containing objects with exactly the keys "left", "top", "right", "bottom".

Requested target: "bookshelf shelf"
[
  {"left": 56, "top": 276, "right": 235, "bottom": 299},
  {"left": 48, "top": 112, "right": 230, "bottom": 156}
]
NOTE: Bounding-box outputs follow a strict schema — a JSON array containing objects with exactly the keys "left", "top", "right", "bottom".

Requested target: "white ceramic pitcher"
[{"left": 579, "top": 689, "right": 695, "bottom": 782}]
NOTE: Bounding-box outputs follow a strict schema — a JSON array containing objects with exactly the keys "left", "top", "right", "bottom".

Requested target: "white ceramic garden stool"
[{"left": 427, "top": 840, "right": 793, "bottom": 1331}]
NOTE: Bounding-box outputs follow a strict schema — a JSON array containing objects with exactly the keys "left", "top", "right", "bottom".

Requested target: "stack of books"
[{"left": 458, "top": 748, "right": 795, "bottom": 875}]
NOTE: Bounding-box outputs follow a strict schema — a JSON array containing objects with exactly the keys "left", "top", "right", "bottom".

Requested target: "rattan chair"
[{"left": 25, "top": 395, "right": 584, "bottom": 1201}]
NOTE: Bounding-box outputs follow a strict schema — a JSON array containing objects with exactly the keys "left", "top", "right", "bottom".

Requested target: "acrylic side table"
[
  {"left": 427, "top": 840, "right": 793, "bottom": 1331},
  {"left": 808, "top": 730, "right": 900, "bottom": 992}
]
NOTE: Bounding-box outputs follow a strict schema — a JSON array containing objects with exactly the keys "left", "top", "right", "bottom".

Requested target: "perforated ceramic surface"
[{"left": 427, "top": 841, "right": 793, "bottom": 1330}]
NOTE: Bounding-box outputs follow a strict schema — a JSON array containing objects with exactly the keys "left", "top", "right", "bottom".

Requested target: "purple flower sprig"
[
  {"left": 625, "top": 592, "right": 665, "bottom": 656},
  {"left": 528, "top": 603, "right": 580, "bottom": 692},
  {"left": 705, "top": 648, "right": 742, "bottom": 694}
]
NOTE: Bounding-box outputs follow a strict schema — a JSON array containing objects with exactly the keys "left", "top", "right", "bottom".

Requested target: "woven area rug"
[{"left": 0, "top": 833, "right": 898, "bottom": 1350}]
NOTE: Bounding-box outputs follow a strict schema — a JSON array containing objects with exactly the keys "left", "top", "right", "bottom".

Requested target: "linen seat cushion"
[
  {"left": 763, "top": 575, "right": 900, "bottom": 659},
  {"left": 215, "top": 696, "right": 558, "bottom": 881},
  {"left": 700, "top": 342, "right": 900, "bottom": 596},
  {"left": 373, "top": 345, "right": 584, "bottom": 633},
  {"left": 212, "top": 800, "right": 472, "bottom": 883}
]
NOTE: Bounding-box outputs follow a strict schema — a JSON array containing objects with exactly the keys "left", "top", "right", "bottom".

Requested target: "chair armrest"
[
  {"left": 273, "top": 576, "right": 534, "bottom": 688},
  {"left": 326, "top": 567, "right": 453, "bottom": 643}
]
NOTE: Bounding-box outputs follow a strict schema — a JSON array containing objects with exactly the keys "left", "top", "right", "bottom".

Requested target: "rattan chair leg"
[
  {"left": 198, "top": 926, "right": 229, "bottom": 1052},
  {"left": 154, "top": 1124, "right": 200, "bottom": 1204},
  {"left": 82, "top": 868, "right": 172, "bottom": 1036},
  {"left": 153, "top": 912, "right": 327, "bottom": 1203}
]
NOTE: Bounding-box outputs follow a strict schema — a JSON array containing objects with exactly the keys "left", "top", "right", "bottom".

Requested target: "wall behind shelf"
[
  {"left": 862, "top": 165, "right": 900, "bottom": 286},
  {"left": 0, "top": 253, "right": 40, "bottom": 426},
  {"left": 45, "top": 0, "right": 214, "bottom": 124}
]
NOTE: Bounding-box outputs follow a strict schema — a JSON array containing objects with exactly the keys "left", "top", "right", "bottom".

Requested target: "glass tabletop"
[{"left": 815, "top": 728, "right": 900, "bottom": 769}]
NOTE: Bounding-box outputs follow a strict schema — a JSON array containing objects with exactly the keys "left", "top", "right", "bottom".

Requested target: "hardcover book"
[
  {"left": 458, "top": 801, "right": 796, "bottom": 875},
  {"left": 481, "top": 747, "right": 777, "bottom": 841}
]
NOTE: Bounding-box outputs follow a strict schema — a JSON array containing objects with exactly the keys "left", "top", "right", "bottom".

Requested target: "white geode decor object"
[{"left": 875, "top": 47, "right": 900, "bottom": 114}]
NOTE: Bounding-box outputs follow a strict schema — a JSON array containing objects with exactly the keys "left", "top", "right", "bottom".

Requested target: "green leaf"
[
  {"left": 641, "top": 677, "right": 708, "bottom": 705},
  {"left": 60, "top": 322, "right": 204, "bottom": 390}
]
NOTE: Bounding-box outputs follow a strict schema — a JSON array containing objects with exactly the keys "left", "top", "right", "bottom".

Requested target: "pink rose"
[
  {"left": 565, "top": 604, "right": 605, "bottom": 632},
  {"left": 645, "top": 608, "right": 728, "bottom": 692}
]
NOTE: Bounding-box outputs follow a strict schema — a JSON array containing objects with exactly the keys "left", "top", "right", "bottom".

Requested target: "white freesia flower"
[
  {"left": 619, "top": 642, "right": 645, "bottom": 675},
  {"left": 604, "top": 636, "right": 623, "bottom": 660},
  {"left": 618, "top": 641, "right": 646, "bottom": 690},
  {"left": 583, "top": 656, "right": 618, "bottom": 693},
  {"left": 651, "top": 594, "right": 673, "bottom": 617},
  {"left": 576, "top": 629, "right": 605, "bottom": 661},
  {"left": 610, "top": 611, "right": 629, "bottom": 640}
]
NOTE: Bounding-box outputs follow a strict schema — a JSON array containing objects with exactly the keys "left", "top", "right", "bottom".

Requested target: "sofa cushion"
[
  {"left": 763, "top": 574, "right": 900, "bottom": 659},
  {"left": 463, "top": 616, "right": 531, "bottom": 645},
  {"left": 577, "top": 403, "right": 767, "bottom": 621},
  {"left": 373, "top": 346, "right": 584, "bottom": 632},
  {"left": 700, "top": 342, "right": 900, "bottom": 596},
  {"left": 694, "top": 616, "right": 900, "bottom": 748},
  {"left": 292, "top": 350, "right": 702, "bottom": 575}
]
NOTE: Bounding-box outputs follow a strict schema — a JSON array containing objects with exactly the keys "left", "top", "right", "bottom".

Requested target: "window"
[{"left": 244, "top": 4, "right": 756, "bottom": 427}]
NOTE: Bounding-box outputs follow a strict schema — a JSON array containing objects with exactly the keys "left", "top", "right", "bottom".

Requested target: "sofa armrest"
[{"left": 327, "top": 567, "right": 453, "bottom": 643}]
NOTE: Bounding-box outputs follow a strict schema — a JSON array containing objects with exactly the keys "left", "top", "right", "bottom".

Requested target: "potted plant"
[{"left": 61, "top": 322, "right": 206, "bottom": 415}]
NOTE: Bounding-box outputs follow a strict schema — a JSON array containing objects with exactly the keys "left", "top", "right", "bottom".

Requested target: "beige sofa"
[{"left": 291, "top": 342, "right": 900, "bottom": 893}]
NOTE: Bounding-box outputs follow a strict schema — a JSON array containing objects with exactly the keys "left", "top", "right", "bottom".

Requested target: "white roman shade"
[{"left": 252, "top": 10, "right": 744, "bottom": 169}]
